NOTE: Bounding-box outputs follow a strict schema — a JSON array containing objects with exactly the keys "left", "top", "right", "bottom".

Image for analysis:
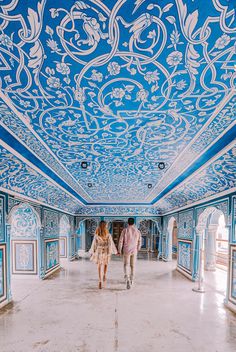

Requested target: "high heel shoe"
[{"left": 98, "top": 281, "right": 102, "bottom": 289}]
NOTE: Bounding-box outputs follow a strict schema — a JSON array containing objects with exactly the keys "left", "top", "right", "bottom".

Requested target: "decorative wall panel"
[
  {"left": 44, "top": 209, "right": 59, "bottom": 238},
  {"left": 45, "top": 239, "right": 59, "bottom": 273},
  {"left": 12, "top": 240, "right": 37, "bottom": 274},
  {"left": 9, "top": 203, "right": 39, "bottom": 239},
  {"left": 0, "top": 197, "right": 5, "bottom": 242},
  {"left": 0, "top": 244, "right": 7, "bottom": 303},
  {"left": 59, "top": 237, "right": 67, "bottom": 258},
  {"left": 178, "top": 240, "right": 192, "bottom": 275},
  {"left": 59, "top": 214, "right": 70, "bottom": 236},
  {"left": 229, "top": 246, "right": 236, "bottom": 304},
  {"left": 233, "top": 197, "right": 236, "bottom": 243},
  {"left": 178, "top": 210, "right": 194, "bottom": 240}
]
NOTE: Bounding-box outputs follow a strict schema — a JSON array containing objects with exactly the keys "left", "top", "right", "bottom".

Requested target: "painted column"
[
  {"left": 192, "top": 230, "right": 201, "bottom": 281},
  {"left": 157, "top": 231, "right": 162, "bottom": 259},
  {"left": 167, "top": 227, "right": 172, "bottom": 262},
  {"left": 39, "top": 227, "right": 45, "bottom": 279},
  {"left": 81, "top": 221, "right": 86, "bottom": 250},
  {"left": 224, "top": 216, "right": 231, "bottom": 307},
  {"left": 205, "top": 224, "right": 218, "bottom": 271},
  {"left": 6, "top": 224, "right": 12, "bottom": 302}
]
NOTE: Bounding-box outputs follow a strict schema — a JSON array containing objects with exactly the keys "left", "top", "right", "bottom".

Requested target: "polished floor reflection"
[{"left": 0, "top": 257, "right": 236, "bottom": 352}]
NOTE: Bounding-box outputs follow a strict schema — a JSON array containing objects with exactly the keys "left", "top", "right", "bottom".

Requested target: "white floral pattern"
[{"left": 0, "top": 0, "right": 235, "bottom": 211}]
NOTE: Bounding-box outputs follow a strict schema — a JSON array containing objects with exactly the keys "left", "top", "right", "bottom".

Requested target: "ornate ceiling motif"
[
  {"left": 0, "top": 145, "right": 80, "bottom": 213},
  {"left": 0, "top": 0, "right": 235, "bottom": 213},
  {"left": 75, "top": 206, "right": 160, "bottom": 216},
  {"left": 158, "top": 143, "right": 236, "bottom": 213}
]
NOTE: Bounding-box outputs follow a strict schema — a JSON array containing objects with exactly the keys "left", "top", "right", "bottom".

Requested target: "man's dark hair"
[{"left": 128, "top": 218, "right": 135, "bottom": 225}]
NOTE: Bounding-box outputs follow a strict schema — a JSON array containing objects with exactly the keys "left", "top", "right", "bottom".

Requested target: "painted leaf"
[
  {"left": 163, "top": 4, "right": 173, "bottom": 13},
  {"left": 28, "top": 41, "right": 43, "bottom": 69},
  {"left": 166, "top": 16, "right": 175, "bottom": 24}
]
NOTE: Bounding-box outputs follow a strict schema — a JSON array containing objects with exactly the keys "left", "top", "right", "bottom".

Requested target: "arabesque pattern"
[{"left": 0, "top": 0, "right": 235, "bottom": 205}]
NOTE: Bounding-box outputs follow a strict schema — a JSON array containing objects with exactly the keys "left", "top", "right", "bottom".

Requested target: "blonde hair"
[{"left": 95, "top": 220, "right": 109, "bottom": 237}]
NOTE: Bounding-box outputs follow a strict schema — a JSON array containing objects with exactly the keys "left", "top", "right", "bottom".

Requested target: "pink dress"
[{"left": 89, "top": 234, "right": 117, "bottom": 265}]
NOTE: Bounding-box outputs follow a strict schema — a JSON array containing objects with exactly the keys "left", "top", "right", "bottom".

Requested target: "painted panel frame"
[
  {"left": 0, "top": 195, "right": 5, "bottom": 242},
  {"left": 229, "top": 245, "right": 236, "bottom": 305},
  {"left": 45, "top": 239, "right": 59, "bottom": 274},
  {"left": 177, "top": 240, "right": 192, "bottom": 275},
  {"left": 12, "top": 240, "right": 37, "bottom": 274},
  {"left": 59, "top": 237, "right": 67, "bottom": 258},
  {"left": 0, "top": 244, "right": 7, "bottom": 303}
]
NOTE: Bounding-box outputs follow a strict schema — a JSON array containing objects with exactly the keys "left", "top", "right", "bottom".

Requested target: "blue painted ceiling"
[{"left": 0, "top": 0, "right": 235, "bottom": 214}]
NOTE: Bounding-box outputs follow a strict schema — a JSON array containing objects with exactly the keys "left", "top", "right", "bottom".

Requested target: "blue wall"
[
  {"left": 1, "top": 188, "right": 236, "bottom": 313},
  {"left": 0, "top": 190, "right": 76, "bottom": 308},
  {"left": 161, "top": 191, "right": 236, "bottom": 311}
]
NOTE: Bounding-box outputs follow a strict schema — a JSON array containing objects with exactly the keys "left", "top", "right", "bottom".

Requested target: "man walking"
[{"left": 118, "top": 218, "right": 141, "bottom": 289}]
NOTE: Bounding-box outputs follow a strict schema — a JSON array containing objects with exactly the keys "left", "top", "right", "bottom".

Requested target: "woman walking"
[{"left": 89, "top": 220, "right": 117, "bottom": 289}]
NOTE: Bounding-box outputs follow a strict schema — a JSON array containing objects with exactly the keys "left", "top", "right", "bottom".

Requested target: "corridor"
[{"left": 1, "top": 258, "right": 235, "bottom": 352}]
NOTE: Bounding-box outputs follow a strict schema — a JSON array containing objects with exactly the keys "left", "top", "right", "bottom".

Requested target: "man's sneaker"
[{"left": 126, "top": 280, "right": 131, "bottom": 290}]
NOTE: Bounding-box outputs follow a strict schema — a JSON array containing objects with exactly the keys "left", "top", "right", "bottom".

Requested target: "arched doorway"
[
  {"left": 138, "top": 219, "right": 160, "bottom": 257},
  {"left": 59, "top": 214, "right": 71, "bottom": 260},
  {"left": 196, "top": 206, "right": 229, "bottom": 294},
  {"left": 167, "top": 217, "right": 178, "bottom": 261},
  {"left": 8, "top": 203, "right": 42, "bottom": 302},
  {"left": 8, "top": 203, "right": 41, "bottom": 276}
]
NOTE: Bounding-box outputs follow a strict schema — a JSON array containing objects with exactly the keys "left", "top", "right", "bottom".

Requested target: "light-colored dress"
[{"left": 89, "top": 234, "right": 117, "bottom": 265}]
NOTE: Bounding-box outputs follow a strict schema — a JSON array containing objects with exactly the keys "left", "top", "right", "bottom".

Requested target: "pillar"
[{"left": 205, "top": 224, "right": 218, "bottom": 271}]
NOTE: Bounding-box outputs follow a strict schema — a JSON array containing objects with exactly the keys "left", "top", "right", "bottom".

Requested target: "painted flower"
[
  {"left": 50, "top": 8, "right": 59, "bottom": 18},
  {"left": 215, "top": 34, "right": 230, "bottom": 49},
  {"left": 47, "top": 76, "right": 61, "bottom": 89},
  {"left": 176, "top": 79, "right": 187, "bottom": 90},
  {"left": 74, "top": 88, "right": 86, "bottom": 104},
  {"left": 47, "top": 39, "right": 59, "bottom": 52},
  {"left": 144, "top": 70, "right": 159, "bottom": 84},
  {"left": 166, "top": 51, "right": 182, "bottom": 66},
  {"left": 136, "top": 89, "right": 149, "bottom": 102},
  {"left": 130, "top": 68, "right": 137, "bottom": 75},
  {"left": 56, "top": 62, "right": 70, "bottom": 75},
  {"left": 0, "top": 34, "right": 13, "bottom": 49},
  {"left": 19, "top": 100, "right": 30, "bottom": 108},
  {"left": 111, "top": 88, "right": 125, "bottom": 99},
  {"left": 205, "top": 99, "right": 215, "bottom": 106},
  {"left": 91, "top": 69, "right": 103, "bottom": 82},
  {"left": 107, "top": 62, "right": 120, "bottom": 75}
]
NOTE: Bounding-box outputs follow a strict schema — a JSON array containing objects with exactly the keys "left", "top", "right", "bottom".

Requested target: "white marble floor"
[{"left": 0, "top": 257, "right": 236, "bottom": 352}]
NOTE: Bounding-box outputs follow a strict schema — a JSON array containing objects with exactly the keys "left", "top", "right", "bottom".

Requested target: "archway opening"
[
  {"left": 197, "top": 207, "right": 228, "bottom": 295},
  {"left": 172, "top": 220, "right": 178, "bottom": 259},
  {"left": 59, "top": 214, "right": 71, "bottom": 266},
  {"left": 8, "top": 203, "right": 42, "bottom": 302},
  {"left": 167, "top": 217, "right": 178, "bottom": 266},
  {"left": 138, "top": 219, "right": 160, "bottom": 260}
]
